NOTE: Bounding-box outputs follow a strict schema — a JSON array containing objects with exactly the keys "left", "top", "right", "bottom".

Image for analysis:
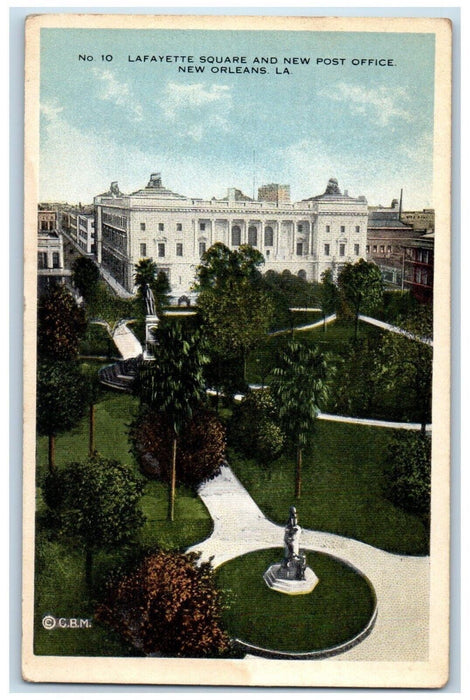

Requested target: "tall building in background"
[{"left": 257, "top": 183, "right": 291, "bottom": 206}]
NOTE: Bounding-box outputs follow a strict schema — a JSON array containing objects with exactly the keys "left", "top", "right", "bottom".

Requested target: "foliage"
[
  {"left": 384, "top": 432, "right": 431, "bottom": 519},
  {"left": 37, "top": 284, "right": 87, "bottom": 361},
  {"left": 318, "top": 269, "right": 339, "bottom": 327},
  {"left": 96, "top": 551, "right": 231, "bottom": 657},
  {"left": 135, "top": 323, "right": 209, "bottom": 520},
  {"left": 36, "top": 360, "right": 87, "bottom": 462},
  {"left": 380, "top": 306, "right": 433, "bottom": 431},
  {"left": 42, "top": 455, "right": 145, "bottom": 587},
  {"left": 130, "top": 408, "right": 226, "bottom": 488},
  {"left": 270, "top": 340, "right": 331, "bottom": 497},
  {"left": 134, "top": 257, "right": 158, "bottom": 290},
  {"left": 198, "top": 279, "right": 274, "bottom": 358},
  {"left": 71, "top": 257, "right": 100, "bottom": 302},
  {"left": 136, "top": 324, "right": 209, "bottom": 434},
  {"left": 271, "top": 341, "right": 330, "bottom": 451},
  {"left": 337, "top": 259, "right": 384, "bottom": 338},
  {"left": 194, "top": 242, "right": 264, "bottom": 291},
  {"left": 228, "top": 389, "right": 285, "bottom": 463},
  {"left": 260, "top": 270, "right": 321, "bottom": 331}
]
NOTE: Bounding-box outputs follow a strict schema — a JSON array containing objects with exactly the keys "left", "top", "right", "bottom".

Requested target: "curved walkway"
[
  {"left": 187, "top": 465, "right": 429, "bottom": 662},
  {"left": 111, "top": 320, "right": 143, "bottom": 359}
]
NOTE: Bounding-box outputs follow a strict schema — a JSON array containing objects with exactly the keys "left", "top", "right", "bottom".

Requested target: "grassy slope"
[
  {"left": 35, "top": 391, "right": 212, "bottom": 656},
  {"left": 229, "top": 421, "right": 429, "bottom": 556}
]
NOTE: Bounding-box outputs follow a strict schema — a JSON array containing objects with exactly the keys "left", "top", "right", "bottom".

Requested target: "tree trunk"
[
  {"left": 354, "top": 311, "right": 359, "bottom": 341},
  {"left": 48, "top": 434, "right": 56, "bottom": 473},
  {"left": 89, "top": 403, "right": 95, "bottom": 456},
  {"left": 168, "top": 437, "right": 177, "bottom": 522},
  {"left": 323, "top": 314, "right": 327, "bottom": 333},
  {"left": 85, "top": 549, "right": 93, "bottom": 590},
  {"left": 295, "top": 445, "right": 302, "bottom": 499}
]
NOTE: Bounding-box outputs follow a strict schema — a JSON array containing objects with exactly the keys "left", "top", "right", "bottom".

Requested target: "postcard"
[{"left": 23, "top": 13, "right": 452, "bottom": 687}]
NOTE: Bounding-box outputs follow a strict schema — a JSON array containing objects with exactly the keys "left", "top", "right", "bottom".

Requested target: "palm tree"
[
  {"left": 271, "top": 340, "right": 330, "bottom": 498},
  {"left": 135, "top": 323, "right": 209, "bottom": 521},
  {"left": 134, "top": 257, "right": 158, "bottom": 291}
]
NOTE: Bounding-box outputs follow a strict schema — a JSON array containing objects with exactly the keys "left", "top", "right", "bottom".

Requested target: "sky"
[{"left": 39, "top": 27, "right": 436, "bottom": 209}]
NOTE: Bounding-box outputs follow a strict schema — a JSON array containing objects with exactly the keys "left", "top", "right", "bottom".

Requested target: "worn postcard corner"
[{"left": 23, "top": 12, "right": 452, "bottom": 688}]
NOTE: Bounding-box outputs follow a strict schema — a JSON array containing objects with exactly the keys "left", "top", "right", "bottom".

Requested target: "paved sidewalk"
[
  {"left": 187, "top": 465, "right": 429, "bottom": 662},
  {"left": 358, "top": 314, "right": 433, "bottom": 346},
  {"left": 112, "top": 321, "right": 143, "bottom": 359}
]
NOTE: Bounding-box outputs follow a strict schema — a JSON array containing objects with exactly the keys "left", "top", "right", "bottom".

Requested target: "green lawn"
[
  {"left": 35, "top": 391, "right": 213, "bottom": 656},
  {"left": 228, "top": 421, "right": 429, "bottom": 556},
  {"left": 217, "top": 548, "right": 375, "bottom": 653},
  {"left": 245, "top": 319, "right": 385, "bottom": 385}
]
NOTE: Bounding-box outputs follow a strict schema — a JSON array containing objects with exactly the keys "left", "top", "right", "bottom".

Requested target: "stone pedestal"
[
  {"left": 144, "top": 315, "right": 159, "bottom": 359},
  {"left": 263, "top": 562, "right": 319, "bottom": 595}
]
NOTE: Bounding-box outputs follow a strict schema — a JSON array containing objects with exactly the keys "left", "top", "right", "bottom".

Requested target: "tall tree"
[
  {"left": 134, "top": 258, "right": 171, "bottom": 314},
  {"left": 337, "top": 259, "right": 384, "bottom": 340},
  {"left": 135, "top": 323, "right": 209, "bottom": 521},
  {"left": 37, "top": 285, "right": 87, "bottom": 361},
  {"left": 271, "top": 341, "right": 330, "bottom": 498},
  {"left": 71, "top": 256, "right": 100, "bottom": 304},
  {"left": 318, "top": 269, "right": 339, "bottom": 331},
  {"left": 43, "top": 455, "right": 145, "bottom": 589},
  {"left": 198, "top": 278, "right": 274, "bottom": 381},
  {"left": 36, "top": 360, "right": 87, "bottom": 472}
]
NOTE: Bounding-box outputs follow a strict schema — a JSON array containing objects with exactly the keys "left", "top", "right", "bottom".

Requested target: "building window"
[
  {"left": 140, "top": 222, "right": 146, "bottom": 231},
  {"left": 248, "top": 226, "right": 258, "bottom": 246},
  {"left": 264, "top": 226, "right": 274, "bottom": 246},
  {"left": 140, "top": 243, "right": 147, "bottom": 257},
  {"left": 354, "top": 244, "right": 360, "bottom": 255},
  {"left": 199, "top": 241, "right": 206, "bottom": 257},
  {"left": 52, "top": 252, "right": 60, "bottom": 268},
  {"left": 176, "top": 243, "right": 183, "bottom": 256},
  {"left": 366, "top": 245, "right": 370, "bottom": 253},
  {"left": 387, "top": 245, "right": 392, "bottom": 253},
  {"left": 296, "top": 242, "right": 303, "bottom": 256},
  {"left": 340, "top": 226, "right": 345, "bottom": 233},
  {"left": 231, "top": 225, "right": 241, "bottom": 246},
  {"left": 326, "top": 225, "right": 330, "bottom": 233},
  {"left": 158, "top": 223, "right": 164, "bottom": 232},
  {"left": 339, "top": 243, "right": 345, "bottom": 256},
  {"left": 38, "top": 252, "right": 47, "bottom": 269},
  {"left": 298, "top": 270, "right": 307, "bottom": 280},
  {"left": 373, "top": 245, "right": 377, "bottom": 253},
  {"left": 297, "top": 224, "right": 303, "bottom": 232},
  {"left": 176, "top": 223, "right": 182, "bottom": 231},
  {"left": 355, "top": 226, "right": 360, "bottom": 233},
  {"left": 324, "top": 243, "right": 330, "bottom": 256},
  {"left": 200, "top": 222, "right": 206, "bottom": 231},
  {"left": 158, "top": 243, "right": 165, "bottom": 257},
  {"left": 380, "top": 245, "right": 385, "bottom": 253}
]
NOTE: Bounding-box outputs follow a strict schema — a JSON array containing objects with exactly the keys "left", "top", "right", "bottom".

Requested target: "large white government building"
[{"left": 94, "top": 173, "right": 369, "bottom": 296}]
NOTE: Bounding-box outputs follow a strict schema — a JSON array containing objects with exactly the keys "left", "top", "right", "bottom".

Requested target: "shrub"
[
  {"left": 96, "top": 551, "right": 231, "bottom": 657},
  {"left": 384, "top": 432, "right": 431, "bottom": 518},
  {"left": 228, "top": 389, "right": 285, "bottom": 463},
  {"left": 129, "top": 408, "right": 226, "bottom": 488}
]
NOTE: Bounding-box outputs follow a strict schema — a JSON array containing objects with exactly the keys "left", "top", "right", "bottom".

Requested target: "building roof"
[{"left": 302, "top": 178, "right": 364, "bottom": 203}]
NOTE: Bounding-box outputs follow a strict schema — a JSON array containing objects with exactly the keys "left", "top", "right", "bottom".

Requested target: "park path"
[
  {"left": 187, "top": 465, "right": 430, "bottom": 662},
  {"left": 111, "top": 321, "right": 143, "bottom": 359},
  {"left": 358, "top": 314, "right": 433, "bottom": 345}
]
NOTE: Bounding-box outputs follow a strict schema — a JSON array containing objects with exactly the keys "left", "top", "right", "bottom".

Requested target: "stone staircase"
[{"left": 98, "top": 356, "right": 142, "bottom": 392}]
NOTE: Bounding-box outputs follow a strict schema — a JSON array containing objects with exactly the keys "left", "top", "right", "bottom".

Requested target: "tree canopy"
[
  {"left": 43, "top": 455, "right": 145, "bottom": 588},
  {"left": 36, "top": 359, "right": 88, "bottom": 471},
  {"left": 194, "top": 242, "right": 264, "bottom": 291},
  {"left": 71, "top": 257, "right": 100, "bottom": 302},
  {"left": 135, "top": 323, "right": 209, "bottom": 519},
  {"left": 37, "top": 285, "right": 87, "bottom": 361},
  {"left": 271, "top": 341, "right": 331, "bottom": 497},
  {"left": 384, "top": 431, "right": 431, "bottom": 522},
  {"left": 96, "top": 551, "right": 231, "bottom": 657},
  {"left": 337, "top": 259, "right": 383, "bottom": 339}
]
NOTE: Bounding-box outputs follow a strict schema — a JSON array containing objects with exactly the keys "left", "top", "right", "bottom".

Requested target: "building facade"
[
  {"left": 37, "top": 209, "right": 67, "bottom": 294},
  {"left": 94, "top": 174, "right": 369, "bottom": 295},
  {"left": 402, "top": 233, "right": 434, "bottom": 303},
  {"left": 366, "top": 199, "right": 415, "bottom": 287}
]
